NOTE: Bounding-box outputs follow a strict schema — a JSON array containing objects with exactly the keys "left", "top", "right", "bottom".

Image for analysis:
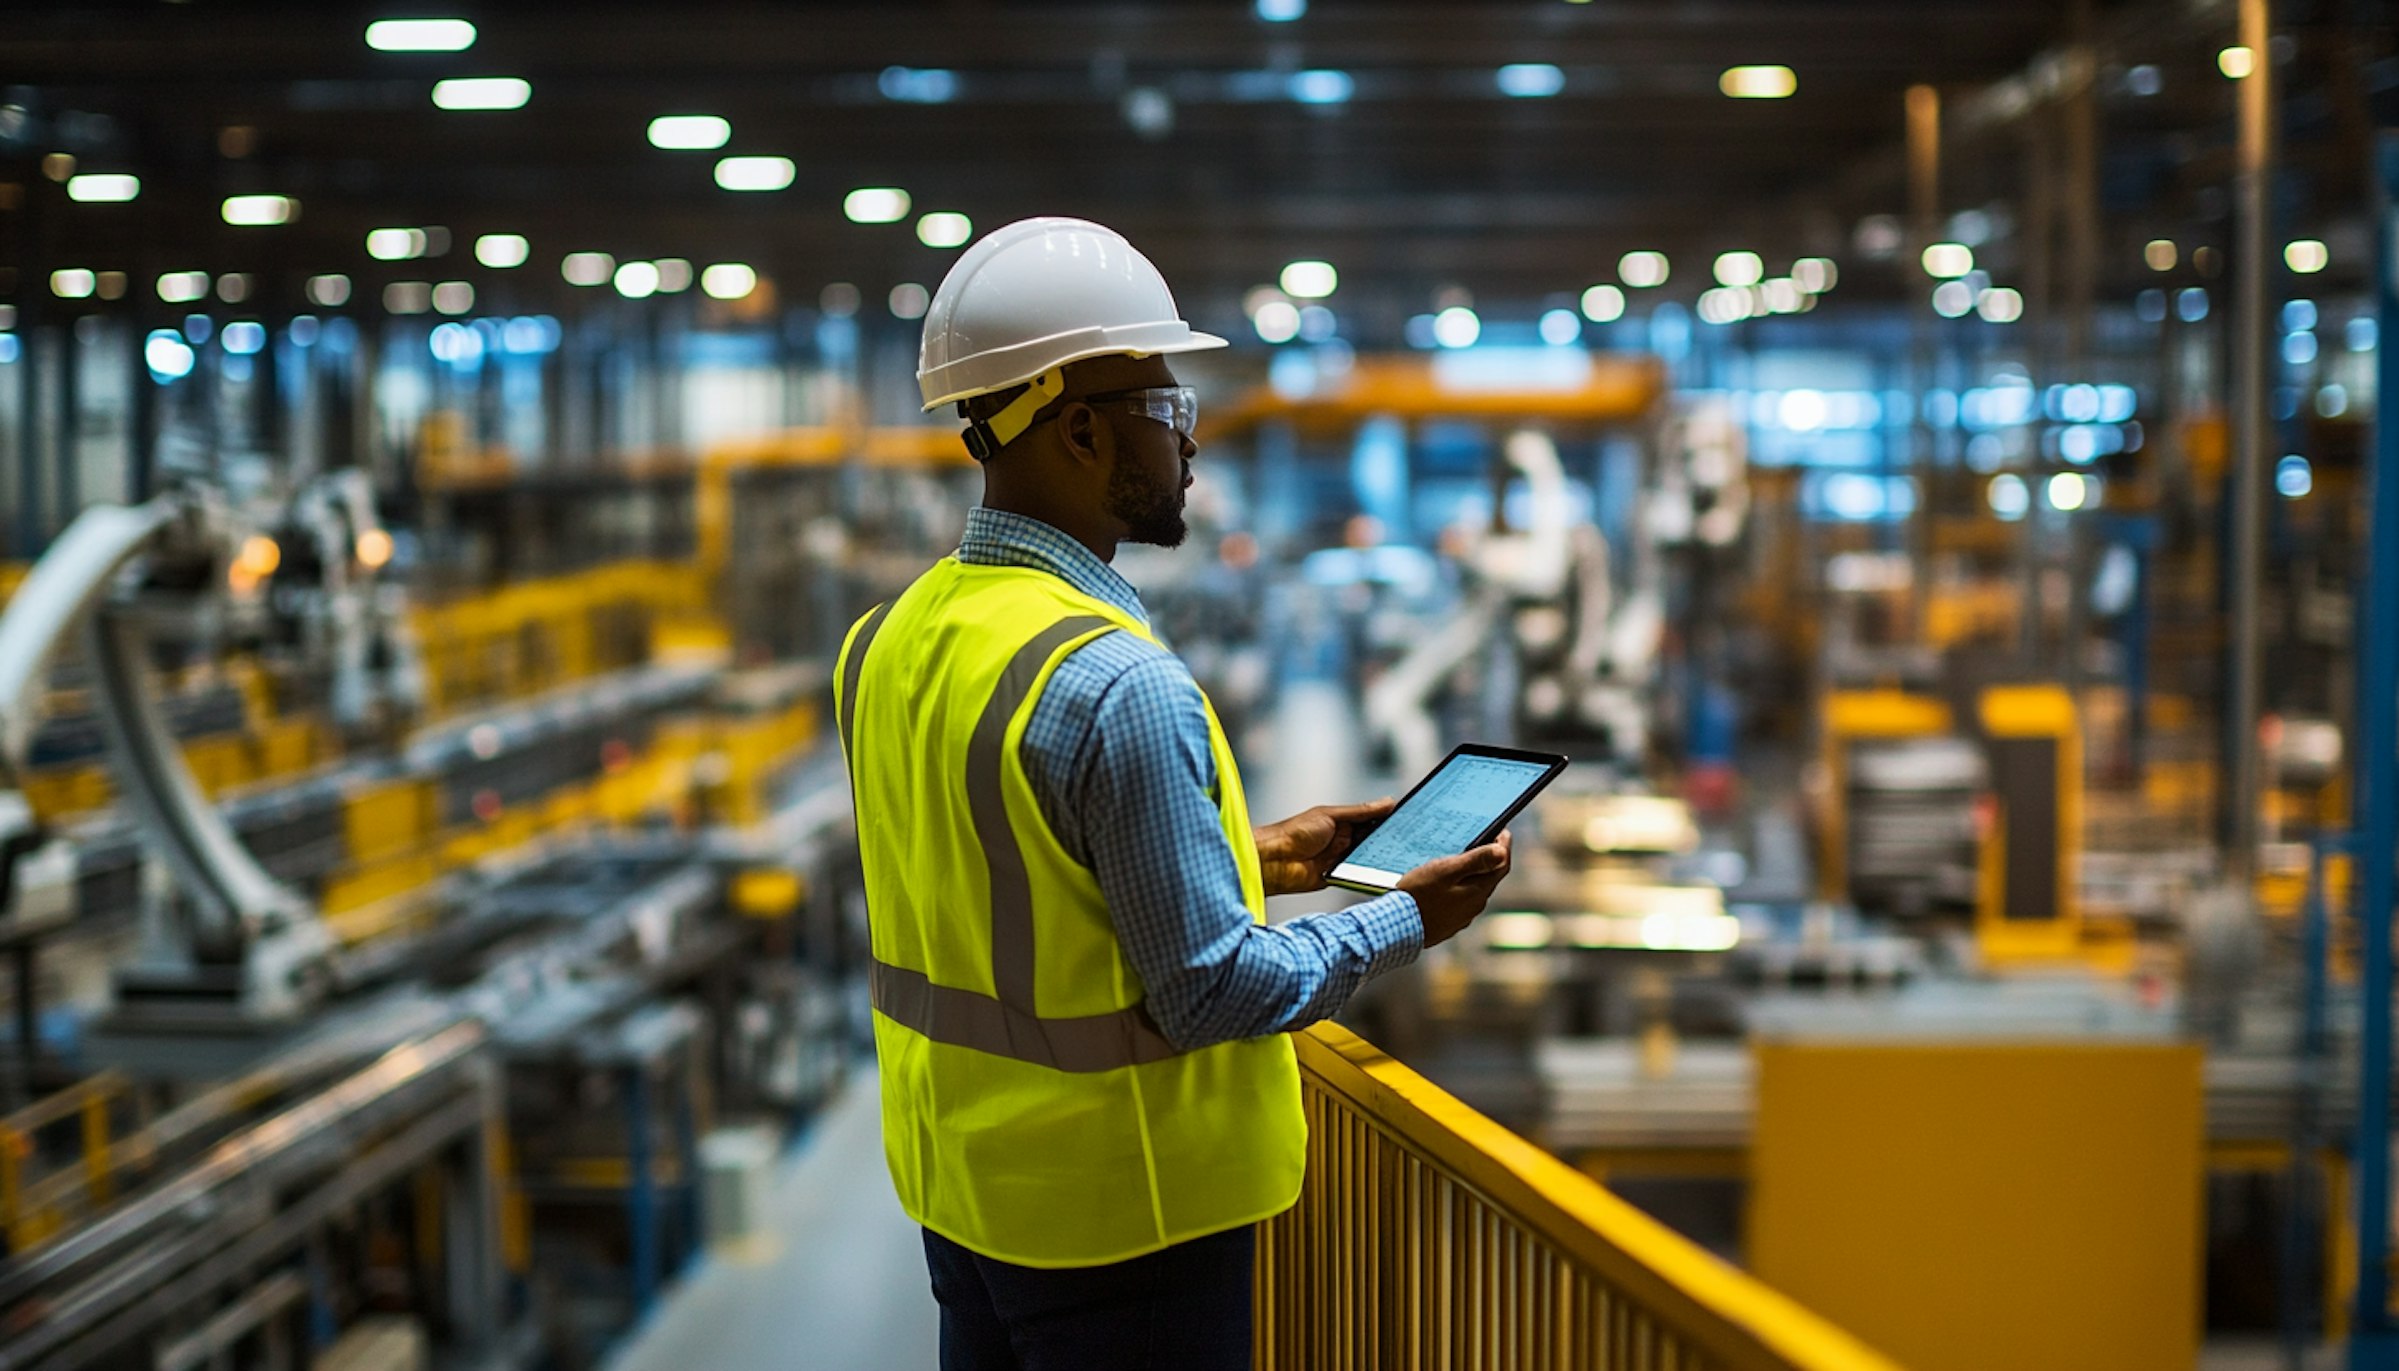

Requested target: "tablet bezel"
[{"left": 1325, "top": 742, "right": 1569, "bottom": 894}]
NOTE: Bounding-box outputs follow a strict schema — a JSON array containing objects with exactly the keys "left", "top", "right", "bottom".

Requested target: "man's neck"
[{"left": 981, "top": 492, "right": 1119, "bottom": 565}]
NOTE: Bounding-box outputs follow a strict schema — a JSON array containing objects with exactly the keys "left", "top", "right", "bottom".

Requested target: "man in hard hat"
[{"left": 834, "top": 217, "right": 1513, "bottom": 1370}]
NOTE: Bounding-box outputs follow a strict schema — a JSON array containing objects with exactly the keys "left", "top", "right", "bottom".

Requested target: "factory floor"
[{"left": 604, "top": 1070, "right": 940, "bottom": 1371}]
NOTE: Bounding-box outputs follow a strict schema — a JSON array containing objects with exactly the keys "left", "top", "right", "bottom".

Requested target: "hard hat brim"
[{"left": 919, "top": 326, "right": 1228, "bottom": 412}]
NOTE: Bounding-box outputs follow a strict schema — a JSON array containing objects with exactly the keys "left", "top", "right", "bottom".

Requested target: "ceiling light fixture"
[
  {"left": 715, "top": 156, "right": 795, "bottom": 192},
  {"left": 1720, "top": 65, "right": 1796, "bottom": 99},
  {"left": 917, "top": 212, "right": 973, "bottom": 248},
  {"left": 66, "top": 173, "right": 139, "bottom": 203},
  {"left": 561, "top": 252, "right": 614, "bottom": 286},
  {"left": 1280, "top": 260, "right": 1338, "bottom": 299},
  {"left": 648, "top": 115, "right": 731, "bottom": 150},
  {"left": 613, "top": 261, "right": 660, "bottom": 298},
  {"left": 221, "top": 194, "right": 297, "bottom": 225},
  {"left": 700, "top": 263, "right": 758, "bottom": 300},
  {"left": 367, "top": 227, "right": 429, "bottom": 261},
  {"left": 431, "top": 77, "right": 530, "bottom": 111},
  {"left": 1496, "top": 63, "right": 1565, "bottom": 98},
  {"left": 366, "top": 18, "right": 476, "bottom": 51},
  {"left": 844, "top": 187, "right": 911, "bottom": 223},
  {"left": 1618, "top": 251, "right": 1669, "bottom": 287},
  {"left": 1253, "top": 300, "right": 1301, "bottom": 344},
  {"left": 1289, "top": 70, "right": 1355, "bottom": 105},
  {"left": 475, "top": 234, "right": 530, "bottom": 268},
  {"left": 156, "top": 271, "right": 210, "bottom": 303},
  {"left": 1920, "top": 242, "right": 1974, "bottom": 277},
  {"left": 1712, "top": 251, "right": 1763, "bottom": 287}
]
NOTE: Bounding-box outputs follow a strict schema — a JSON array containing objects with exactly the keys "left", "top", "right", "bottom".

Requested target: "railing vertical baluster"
[
  {"left": 1450, "top": 1179, "right": 1468, "bottom": 1370},
  {"left": 1343, "top": 1109, "right": 1358, "bottom": 1370}
]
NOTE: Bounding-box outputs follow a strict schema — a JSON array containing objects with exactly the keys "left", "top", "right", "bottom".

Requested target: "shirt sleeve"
[{"left": 1033, "top": 646, "right": 1424, "bottom": 1053}]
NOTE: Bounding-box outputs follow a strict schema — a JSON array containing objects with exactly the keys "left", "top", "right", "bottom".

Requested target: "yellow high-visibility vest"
[{"left": 835, "top": 558, "right": 1306, "bottom": 1268}]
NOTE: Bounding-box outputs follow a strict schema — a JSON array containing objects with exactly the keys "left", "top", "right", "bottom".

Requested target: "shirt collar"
[{"left": 957, "top": 507, "right": 1149, "bottom": 625}]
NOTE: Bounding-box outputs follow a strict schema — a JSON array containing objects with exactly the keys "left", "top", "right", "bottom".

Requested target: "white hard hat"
[{"left": 916, "top": 216, "right": 1225, "bottom": 414}]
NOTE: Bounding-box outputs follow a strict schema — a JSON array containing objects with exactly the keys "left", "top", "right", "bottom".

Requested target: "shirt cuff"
[{"left": 1353, "top": 890, "right": 1425, "bottom": 980}]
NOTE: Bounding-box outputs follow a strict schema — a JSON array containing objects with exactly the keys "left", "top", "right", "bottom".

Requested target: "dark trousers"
[{"left": 921, "top": 1224, "right": 1255, "bottom": 1371}]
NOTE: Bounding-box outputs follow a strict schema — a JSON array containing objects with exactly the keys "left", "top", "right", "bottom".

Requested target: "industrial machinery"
[{"left": 0, "top": 452, "right": 864, "bottom": 1370}]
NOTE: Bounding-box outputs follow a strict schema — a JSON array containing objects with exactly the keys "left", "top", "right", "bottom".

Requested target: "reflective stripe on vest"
[{"left": 837, "top": 606, "right": 1181, "bottom": 1073}]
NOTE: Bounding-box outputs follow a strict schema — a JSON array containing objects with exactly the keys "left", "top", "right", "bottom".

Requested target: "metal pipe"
[
  {"left": 2227, "top": 0, "right": 2273, "bottom": 882},
  {"left": 1905, "top": 84, "right": 1940, "bottom": 646},
  {"left": 2348, "top": 122, "right": 2399, "bottom": 1371}
]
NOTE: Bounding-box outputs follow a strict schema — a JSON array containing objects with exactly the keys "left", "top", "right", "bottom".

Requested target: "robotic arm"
[{"left": 0, "top": 491, "right": 327, "bottom": 1019}]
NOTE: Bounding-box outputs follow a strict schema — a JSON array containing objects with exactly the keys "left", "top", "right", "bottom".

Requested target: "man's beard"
[{"left": 1108, "top": 457, "right": 1189, "bottom": 548}]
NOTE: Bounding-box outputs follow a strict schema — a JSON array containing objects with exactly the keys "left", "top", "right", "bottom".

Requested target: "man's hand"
[
  {"left": 1398, "top": 833, "right": 1514, "bottom": 947},
  {"left": 1253, "top": 798, "right": 1395, "bottom": 897}
]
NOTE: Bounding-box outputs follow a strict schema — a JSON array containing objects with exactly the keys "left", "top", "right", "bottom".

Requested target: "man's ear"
[{"left": 1058, "top": 401, "right": 1103, "bottom": 464}]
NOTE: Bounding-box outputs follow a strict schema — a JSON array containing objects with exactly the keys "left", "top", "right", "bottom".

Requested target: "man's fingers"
[
  {"left": 1421, "top": 846, "right": 1498, "bottom": 881},
  {"left": 1320, "top": 798, "right": 1396, "bottom": 824}
]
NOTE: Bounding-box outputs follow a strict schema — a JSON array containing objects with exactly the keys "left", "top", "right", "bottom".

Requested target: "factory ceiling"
[{"left": 0, "top": 1, "right": 2379, "bottom": 334}]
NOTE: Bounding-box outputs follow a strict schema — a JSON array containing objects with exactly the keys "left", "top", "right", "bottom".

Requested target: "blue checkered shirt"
[{"left": 955, "top": 507, "right": 1422, "bottom": 1052}]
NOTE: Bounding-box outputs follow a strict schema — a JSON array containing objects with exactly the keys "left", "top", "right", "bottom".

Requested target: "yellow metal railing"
[
  {"left": 0, "top": 1071, "right": 134, "bottom": 1253},
  {"left": 1263, "top": 1024, "right": 1902, "bottom": 1371}
]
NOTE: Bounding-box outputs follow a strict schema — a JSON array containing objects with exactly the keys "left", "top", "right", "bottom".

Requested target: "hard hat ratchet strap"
[{"left": 959, "top": 367, "right": 1065, "bottom": 462}]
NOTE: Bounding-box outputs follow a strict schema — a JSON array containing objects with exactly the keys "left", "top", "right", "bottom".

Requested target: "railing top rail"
[
  {"left": 0, "top": 1071, "right": 131, "bottom": 1137},
  {"left": 1296, "top": 1023, "right": 1904, "bottom": 1371}
]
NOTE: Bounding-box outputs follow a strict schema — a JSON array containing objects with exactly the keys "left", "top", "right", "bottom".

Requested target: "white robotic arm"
[{"left": 0, "top": 493, "right": 326, "bottom": 1018}]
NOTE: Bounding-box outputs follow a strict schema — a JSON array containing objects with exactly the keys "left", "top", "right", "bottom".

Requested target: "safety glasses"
[{"left": 1085, "top": 385, "right": 1198, "bottom": 441}]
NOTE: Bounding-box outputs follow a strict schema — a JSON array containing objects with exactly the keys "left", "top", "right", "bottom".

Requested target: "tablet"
[{"left": 1328, "top": 744, "right": 1569, "bottom": 893}]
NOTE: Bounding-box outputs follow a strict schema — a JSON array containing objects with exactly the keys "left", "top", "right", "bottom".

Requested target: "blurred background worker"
[{"left": 835, "top": 217, "right": 1513, "bottom": 1369}]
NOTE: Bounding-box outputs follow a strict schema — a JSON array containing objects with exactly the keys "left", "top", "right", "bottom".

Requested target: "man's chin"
[
  {"left": 1129, "top": 518, "right": 1189, "bottom": 550},
  {"left": 1125, "top": 500, "right": 1189, "bottom": 549}
]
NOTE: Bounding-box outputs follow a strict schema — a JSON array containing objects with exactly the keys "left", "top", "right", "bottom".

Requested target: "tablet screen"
[{"left": 1341, "top": 752, "right": 1554, "bottom": 881}]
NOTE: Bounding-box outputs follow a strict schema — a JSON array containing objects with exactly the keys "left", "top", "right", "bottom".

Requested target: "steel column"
[
  {"left": 2228, "top": 0, "right": 2274, "bottom": 882},
  {"left": 2348, "top": 125, "right": 2399, "bottom": 1371},
  {"left": 625, "top": 1064, "right": 659, "bottom": 1318},
  {"left": 54, "top": 318, "right": 78, "bottom": 518},
  {"left": 16, "top": 321, "right": 42, "bottom": 559}
]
